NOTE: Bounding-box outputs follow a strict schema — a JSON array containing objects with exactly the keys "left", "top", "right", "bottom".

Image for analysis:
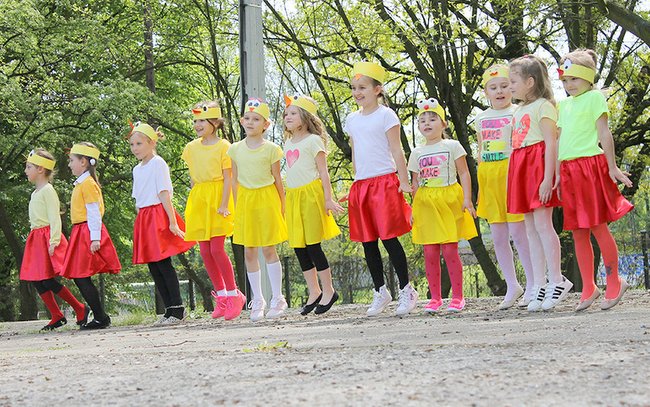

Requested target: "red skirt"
[
  {"left": 60, "top": 223, "right": 121, "bottom": 278},
  {"left": 348, "top": 173, "right": 412, "bottom": 242},
  {"left": 507, "top": 141, "right": 561, "bottom": 214},
  {"left": 20, "top": 226, "right": 68, "bottom": 281},
  {"left": 133, "top": 204, "right": 196, "bottom": 264},
  {"left": 560, "top": 154, "right": 633, "bottom": 230}
]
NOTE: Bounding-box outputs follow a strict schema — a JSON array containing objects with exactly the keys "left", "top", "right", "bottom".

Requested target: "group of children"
[{"left": 20, "top": 48, "right": 633, "bottom": 331}]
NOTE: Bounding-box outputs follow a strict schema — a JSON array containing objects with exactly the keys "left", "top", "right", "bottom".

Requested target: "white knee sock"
[
  {"left": 247, "top": 271, "right": 263, "bottom": 300},
  {"left": 266, "top": 261, "right": 283, "bottom": 298}
]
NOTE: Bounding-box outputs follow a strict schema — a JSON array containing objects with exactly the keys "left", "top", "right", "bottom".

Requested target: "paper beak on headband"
[
  {"left": 284, "top": 94, "right": 318, "bottom": 115},
  {"left": 244, "top": 98, "right": 270, "bottom": 120},
  {"left": 416, "top": 98, "right": 446, "bottom": 123},
  {"left": 26, "top": 150, "right": 56, "bottom": 170},
  {"left": 557, "top": 59, "right": 596, "bottom": 84}
]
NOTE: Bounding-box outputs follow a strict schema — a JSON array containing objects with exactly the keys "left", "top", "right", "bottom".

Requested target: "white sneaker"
[
  {"left": 249, "top": 298, "right": 266, "bottom": 322},
  {"left": 152, "top": 315, "right": 167, "bottom": 326},
  {"left": 541, "top": 277, "right": 573, "bottom": 310},
  {"left": 395, "top": 283, "right": 418, "bottom": 316},
  {"left": 266, "top": 296, "right": 288, "bottom": 319},
  {"left": 518, "top": 288, "right": 535, "bottom": 308},
  {"left": 366, "top": 285, "right": 392, "bottom": 316},
  {"left": 160, "top": 315, "right": 183, "bottom": 325},
  {"left": 527, "top": 285, "right": 546, "bottom": 312},
  {"left": 499, "top": 285, "right": 524, "bottom": 310}
]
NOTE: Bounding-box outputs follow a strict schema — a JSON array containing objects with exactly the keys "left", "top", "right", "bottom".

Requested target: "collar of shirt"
[{"left": 74, "top": 171, "right": 90, "bottom": 186}]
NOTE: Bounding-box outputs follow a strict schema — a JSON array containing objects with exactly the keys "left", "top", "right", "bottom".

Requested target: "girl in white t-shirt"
[
  {"left": 129, "top": 122, "right": 195, "bottom": 324},
  {"left": 283, "top": 94, "right": 344, "bottom": 315},
  {"left": 343, "top": 61, "right": 418, "bottom": 317}
]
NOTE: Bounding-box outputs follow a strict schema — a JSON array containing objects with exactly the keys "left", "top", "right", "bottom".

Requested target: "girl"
[
  {"left": 129, "top": 122, "right": 196, "bottom": 324},
  {"left": 409, "top": 98, "right": 477, "bottom": 312},
  {"left": 283, "top": 94, "right": 343, "bottom": 315},
  {"left": 508, "top": 55, "right": 573, "bottom": 312},
  {"left": 182, "top": 102, "right": 246, "bottom": 321},
  {"left": 476, "top": 65, "right": 534, "bottom": 309},
  {"left": 61, "top": 142, "right": 121, "bottom": 329},
  {"left": 228, "top": 98, "right": 288, "bottom": 322},
  {"left": 343, "top": 61, "right": 418, "bottom": 317},
  {"left": 21, "top": 149, "right": 89, "bottom": 331},
  {"left": 556, "top": 49, "right": 634, "bottom": 311}
]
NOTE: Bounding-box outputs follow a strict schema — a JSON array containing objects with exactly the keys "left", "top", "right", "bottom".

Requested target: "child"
[
  {"left": 409, "top": 98, "right": 477, "bottom": 312},
  {"left": 61, "top": 142, "right": 121, "bottom": 329},
  {"left": 228, "top": 98, "right": 288, "bottom": 322},
  {"left": 556, "top": 49, "right": 634, "bottom": 311},
  {"left": 508, "top": 55, "right": 573, "bottom": 311},
  {"left": 476, "top": 65, "right": 534, "bottom": 309},
  {"left": 344, "top": 61, "right": 418, "bottom": 316},
  {"left": 283, "top": 94, "right": 344, "bottom": 315},
  {"left": 21, "top": 149, "right": 89, "bottom": 331},
  {"left": 129, "top": 122, "right": 196, "bottom": 324},
  {"left": 182, "top": 102, "right": 246, "bottom": 321}
]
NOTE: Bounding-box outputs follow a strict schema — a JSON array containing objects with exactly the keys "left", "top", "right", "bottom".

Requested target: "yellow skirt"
[
  {"left": 412, "top": 183, "right": 478, "bottom": 244},
  {"left": 286, "top": 179, "right": 341, "bottom": 248},
  {"left": 233, "top": 184, "right": 288, "bottom": 247},
  {"left": 477, "top": 160, "right": 524, "bottom": 224},
  {"left": 184, "top": 180, "right": 234, "bottom": 241}
]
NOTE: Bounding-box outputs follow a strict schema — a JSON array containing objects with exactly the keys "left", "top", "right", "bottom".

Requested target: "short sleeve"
[
  {"left": 181, "top": 143, "right": 190, "bottom": 165},
  {"left": 43, "top": 186, "right": 62, "bottom": 246},
  {"left": 407, "top": 149, "right": 419, "bottom": 173},
  {"left": 474, "top": 112, "right": 483, "bottom": 140},
  {"left": 556, "top": 99, "right": 566, "bottom": 129},
  {"left": 311, "top": 136, "right": 327, "bottom": 157},
  {"left": 80, "top": 179, "right": 101, "bottom": 204},
  {"left": 343, "top": 113, "right": 351, "bottom": 134},
  {"left": 539, "top": 100, "right": 558, "bottom": 123},
  {"left": 271, "top": 144, "right": 283, "bottom": 164},
  {"left": 221, "top": 141, "right": 232, "bottom": 170},
  {"left": 155, "top": 158, "right": 173, "bottom": 194},
  {"left": 383, "top": 107, "right": 401, "bottom": 132},
  {"left": 589, "top": 91, "right": 609, "bottom": 121},
  {"left": 131, "top": 166, "right": 138, "bottom": 199},
  {"left": 226, "top": 143, "right": 237, "bottom": 160},
  {"left": 451, "top": 140, "right": 467, "bottom": 160}
]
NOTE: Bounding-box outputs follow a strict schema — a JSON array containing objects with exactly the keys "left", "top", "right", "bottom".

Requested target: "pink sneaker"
[
  {"left": 423, "top": 298, "right": 443, "bottom": 313},
  {"left": 447, "top": 298, "right": 465, "bottom": 312},
  {"left": 224, "top": 290, "right": 246, "bottom": 321},
  {"left": 211, "top": 291, "right": 227, "bottom": 319}
]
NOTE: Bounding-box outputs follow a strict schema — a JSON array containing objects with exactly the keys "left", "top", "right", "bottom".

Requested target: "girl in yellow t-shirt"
[
  {"left": 282, "top": 94, "right": 343, "bottom": 316},
  {"left": 21, "top": 149, "right": 88, "bottom": 331},
  {"left": 228, "top": 98, "right": 288, "bottom": 322},
  {"left": 182, "top": 101, "right": 244, "bottom": 321}
]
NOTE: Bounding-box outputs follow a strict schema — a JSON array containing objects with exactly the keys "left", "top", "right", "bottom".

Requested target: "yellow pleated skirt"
[
  {"left": 286, "top": 179, "right": 341, "bottom": 248},
  {"left": 184, "top": 180, "right": 234, "bottom": 241},
  {"left": 412, "top": 183, "right": 478, "bottom": 245},
  {"left": 233, "top": 184, "right": 288, "bottom": 247},
  {"left": 477, "top": 160, "right": 524, "bottom": 224}
]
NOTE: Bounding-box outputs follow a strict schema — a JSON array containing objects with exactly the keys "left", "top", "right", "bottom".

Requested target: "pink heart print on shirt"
[
  {"left": 286, "top": 149, "right": 300, "bottom": 168},
  {"left": 512, "top": 113, "right": 531, "bottom": 149}
]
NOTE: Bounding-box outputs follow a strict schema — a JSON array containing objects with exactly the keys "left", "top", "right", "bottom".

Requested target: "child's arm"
[
  {"left": 45, "top": 190, "right": 62, "bottom": 256},
  {"left": 409, "top": 171, "right": 419, "bottom": 224},
  {"left": 596, "top": 113, "right": 633, "bottom": 187},
  {"left": 315, "top": 151, "right": 344, "bottom": 215},
  {"left": 158, "top": 190, "right": 184, "bottom": 238},
  {"left": 539, "top": 117, "right": 558, "bottom": 204},
  {"left": 218, "top": 168, "right": 232, "bottom": 217},
  {"left": 456, "top": 156, "right": 477, "bottom": 217},
  {"left": 386, "top": 125, "right": 412, "bottom": 193},
  {"left": 271, "top": 160, "right": 285, "bottom": 215},
  {"left": 231, "top": 162, "right": 239, "bottom": 206},
  {"left": 553, "top": 128, "right": 562, "bottom": 200}
]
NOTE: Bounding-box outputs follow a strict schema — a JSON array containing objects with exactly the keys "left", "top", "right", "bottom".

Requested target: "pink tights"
[
  {"left": 572, "top": 223, "right": 620, "bottom": 300},
  {"left": 199, "top": 235, "right": 236, "bottom": 291},
  {"left": 424, "top": 243, "right": 463, "bottom": 301}
]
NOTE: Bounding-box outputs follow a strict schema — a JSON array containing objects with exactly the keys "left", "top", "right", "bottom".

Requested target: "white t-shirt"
[
  {"left": 132, "top": 155, "right": 174, "bottom": 209},
  {"left": 344, "top": 105, "right": 400, "bottom": 180},
  {"left": 407, "top": 139, "right": 467, "bottom": 188}
]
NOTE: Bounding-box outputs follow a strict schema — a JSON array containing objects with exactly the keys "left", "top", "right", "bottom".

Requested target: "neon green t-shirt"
[{"left": 557, "top": 90, "right": 607, "bottom": 161}]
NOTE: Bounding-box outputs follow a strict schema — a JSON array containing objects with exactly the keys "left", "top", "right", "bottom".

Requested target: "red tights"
[
  {"left": 199, "top": 236, "right": 236, "bottom": 291},
  {"left": 572, "top": 223, "right": 620, "bottom": 300}
]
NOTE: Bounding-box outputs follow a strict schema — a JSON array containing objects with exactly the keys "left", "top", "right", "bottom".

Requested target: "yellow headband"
[
  {"left": 192, "top": 105, "right": 222, "bottom": 120},
  {"left": 352, "top": 61, "right": 385, "bottom": 83},
  {"left": 27, "top": 150, "right": 55, "bottom": 170},
  {"left": 70, "top": 144, "right": 100, "bottom": 160},
  {"left": 129, "top": 121, "right": 158, "bottom": 141},
  {"left": 244, "top": 98, "right": 270, "bottom": 120},
  {"left": 284, "top": 94, "right": 317, "bottom": 115},
  {"left": 416, "top": 98, "right": 446, "bottom": 122},
  {"left": 482, "top": 65, "right": 510, "bottom": 87},
  {"left": 557, "top": 59, "right": 596, "bottom": 84}
]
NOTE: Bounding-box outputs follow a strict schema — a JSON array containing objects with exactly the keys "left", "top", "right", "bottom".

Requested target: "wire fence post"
[{"left": 641, "top": 230, "right": 649, "bottom": 290}]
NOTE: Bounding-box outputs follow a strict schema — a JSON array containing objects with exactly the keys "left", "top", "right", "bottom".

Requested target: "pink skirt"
[
  {"left": 133, "top": 204, "right": 196, "bottom": 264},
  {"left": 20, "top": 226, "right": 68, "bottom": 281},
  {"left": 60, "top": 223, "right": 121, "bottom": 278}
]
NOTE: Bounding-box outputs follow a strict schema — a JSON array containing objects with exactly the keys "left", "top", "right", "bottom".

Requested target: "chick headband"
[
  {"left": 192, "top": 105, "right": 222, "bottom": 120},
  {"left": 352, "top": 61, "right": 386, "bottom": 83},
  {"left": 129, "top": 121, "right": 159, "bottom": 141},
  {"left": 416, "top": 98, "right": 446, "bottom": 123},
  {"left": 244, "top": 98, "right": 270, "bottom": 120},
  {"left": 284, "top": 94, "right": 318, "bottom": 115},
  {"left": 482, "top": 65, "right": 509, "bottom": 87},
  {"left": 26, "top": 150, "right": 55, "bottom": 170},
  {"left": 70, "top": 144, "right": 100, "bottom": 160},
  {"left": 557, "top": 59, "right": 596, "bottom": 84}
]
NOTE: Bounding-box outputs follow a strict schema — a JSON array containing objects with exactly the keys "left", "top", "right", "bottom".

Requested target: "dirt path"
[{"left": 1, "top": 291, "right": 649, "bottom": 406}]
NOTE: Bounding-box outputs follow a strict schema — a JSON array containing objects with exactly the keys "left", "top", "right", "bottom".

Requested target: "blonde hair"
[
  {"left": 283, "top": 97, "right": 329, "bottom": 148},
  {"left": 509, "top": 55, "right": 556, "bottom": 105},
  {"left": 194, "top": 100, "right": 225, "bottom": 136},
  {"left": 32, "top": 148, "right": 56, "bottom": 182},
  {"left": 71, "top": 141, "right": 101, "bottom": 186}
]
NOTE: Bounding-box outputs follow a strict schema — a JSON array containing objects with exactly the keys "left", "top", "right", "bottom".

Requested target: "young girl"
[
  {"left": 182, "top": 102, "right": 246, "bottom": 321},
  {"left": 409, "top": 98, "right": 477, "bottom": 312},
  {"left": 556, "top": 49, "right": 634, "bottom": 311},
  {"left": 283, "top": 94, "right": 343, "bottom": 315},
  {"left": 508, "top": 55, "right": 573, "bottom": 312},
  {"left": 61, "top": 142, "right": 121, "bottom": 329},
  {"left": 21, "top": 149, "right": 89, "bottom": 331},
  {"left": 130, "top": 122, "right": 196, "bottom": 324},
  {"left": 228, "top": 98, "right": 288, "bottom": 322},
  {"left": 344, "top": 61, "right": 418, "bottom": 317},
  {"left": 476, "top": 65, "right": 534, "bottom": 309}
]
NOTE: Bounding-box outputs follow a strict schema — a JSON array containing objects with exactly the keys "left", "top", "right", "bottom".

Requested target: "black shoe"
[
  {"left": 300, "top": 294, "right": 322, "bottom": 315},
  {"left": 41, "top": 317, "right": 67, "bottom": 331},
  {"left": 314, "top": 291, "right": 339, "bottom": 315},
  {"left": 80, "top": 315, "right": 111, "bottom": 330},
  {"left": 76, "top": 305, "right": 91, "bottom": 326}
]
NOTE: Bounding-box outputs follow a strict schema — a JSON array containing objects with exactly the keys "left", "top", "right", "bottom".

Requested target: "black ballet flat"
[
  {"left": 314, "top": 291, "right": 339, "bottom": 315},
  {"left": 77, "top": 305, "right": 91, "bottom": 326},
  {"left": 300, "top": 294, "right": 323, "bottom": 315},
  {"left": 80, "top": 315, "right": 111, "bottom": 330},
  {"left": 41, "top": 317, "right": 67, "bottom": 331}
]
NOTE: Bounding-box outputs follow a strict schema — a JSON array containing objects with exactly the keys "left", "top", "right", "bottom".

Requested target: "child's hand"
[
  {"left": 48, "top": 244, "right": 56, "bottom": 256},
  {"left": 463, "top": 199, "right": 477, "bottom": 218},
  {"left": 90, "top": 240, "right": 100, "bottom": 253},
  {"left": 553, "top": 174, "right": 561, "bottom": 201},
  {"left": 338, "top": 193, "right": 349, "bottom": 203},
  {"left": 539, "top": 178, "right": 553, "bottom": 204},
  {"left": 325, "top": 199, "right": 344, "bottom": 215},
  {"left": 217, "top": 205, "right": 231, "bottom": 218},
  {"left": 399, "top": 181, "right": 412, "bottom": 194},
  {"left": 610, "top": 167, "right": 633, "bottom": 188},
  {"left": 169, "top": 223, "right": 185, "bottom": 239}
]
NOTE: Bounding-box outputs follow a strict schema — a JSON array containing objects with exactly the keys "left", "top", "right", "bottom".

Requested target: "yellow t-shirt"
[
  {"left": 227, "top": 139, "right": 283, "bottom": 189},
  {"left": 70, "top": 174, "right": 105, "bottom": 224},
  {"left": 475, "top": 106, "right": 515, "bottom": 162},
  {"left": 28, "top": 183, "right": 62, "bottom": 246},
  {"left": 284, "top": 134, "right": 327, "bottom": 189},
  {"left": 512, "top": 98, "right": 557, "bottom": 149},
  {"left": 181, "top": 138, "right": 232, "bottom": 184},
  {"left": 557, "top": 90, "right": 607, "bottom": 161}
]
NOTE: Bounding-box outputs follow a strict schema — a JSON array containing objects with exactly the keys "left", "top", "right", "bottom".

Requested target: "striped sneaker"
[
  {"left": 541, "top": 277, "right": 573, "bottom": 311},
  {"left": 527, "top": 285, "right": 546, "bottom": 312}
]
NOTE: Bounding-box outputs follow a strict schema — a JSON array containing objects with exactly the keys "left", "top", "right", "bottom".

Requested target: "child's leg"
[
  {"left": 199, "top": 240, "right": 225, "bottom": 294},
  {"left": 508, "top": 221, "right": 534, "bottom": 294},
  {"left": 306, "top": 243, "right": 335, "bottom": 301},
  {"left": 362, "top": 240, "right": 385, "bottom": 291},
  {"left": 262, "top": 245, "right": 282, "bottom": 299},
  {"left": 244, "top": 247, "right": 263, "bottom": 300},
  {"left": 33, "top": 281, "right": 64, "bottom": 325},
  {"left": 490, "top": 222, "right": 521, "bottom": 300},
  {"left": 147, "top": 261, "right": 171, "bottom": 309},
  {"left": 591, "top": 223, "right": 622, "bottom": 299},
  {"left": 532, "top": 207, "right": 563, "bottom": 284},
  {"left": 295, "top": 247, "right": 321, "bottom": 303},
  {"left": 156, "top": 257, "right": 184, "bottom": 318},
  {"left": 524, "top": 212, "right": 548, "bottom": 288},
  {"left": 423, "top": 244, "right": 442, "bottom": 302},
  {"left": 572, "top": 228, "right": 598, "bottom": 301},
  {"left": 441, "top": 243, "right": 463, "bottom": 301},
  {"left": 42, "top": 279, "right": 86, "bottom": 323},
  {"left": 381, "top": 237, "right": 409, "bottom": 290},
  {"left": 74, "top": 277, "right": 107, "bottom": 321},
  {"left": 209, "top": 236, "right": 237, "bottom": 292}
]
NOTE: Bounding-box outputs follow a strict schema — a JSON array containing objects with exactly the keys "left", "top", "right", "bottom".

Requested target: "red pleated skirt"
[
  {"left": 20, "top": 226, "right": 68, "bottom": 281},
  {"left": 507, "top": 141, "right": 561, "bottom": 214},
  {"left": 133, "top": 204, "right": 196, "bottom": 264},
  {"left": 60, "top": 223, "right": 121, "bottom": 278},
  {"left": 348, "top": 173, "right": 412, "bottom": 242},
  {"left": 560, "top": 154, "right": 633, "bottom": 230}
]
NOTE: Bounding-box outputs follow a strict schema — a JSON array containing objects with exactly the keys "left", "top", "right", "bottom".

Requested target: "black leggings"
[
  {"left": 74, "top": 277, "right": 106, "bottom": 320},
  {"left": 294, "top": 243, "right": 330, "bottom": 272},
  {"left": 33, "top": 279, "right": 64, "bottom": 295},
  {"left": 147, "top": 257, "right": 183, "bottom": 309},
  {"left": 362, "top": 238, "right": 409, "bottom": 291}
]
